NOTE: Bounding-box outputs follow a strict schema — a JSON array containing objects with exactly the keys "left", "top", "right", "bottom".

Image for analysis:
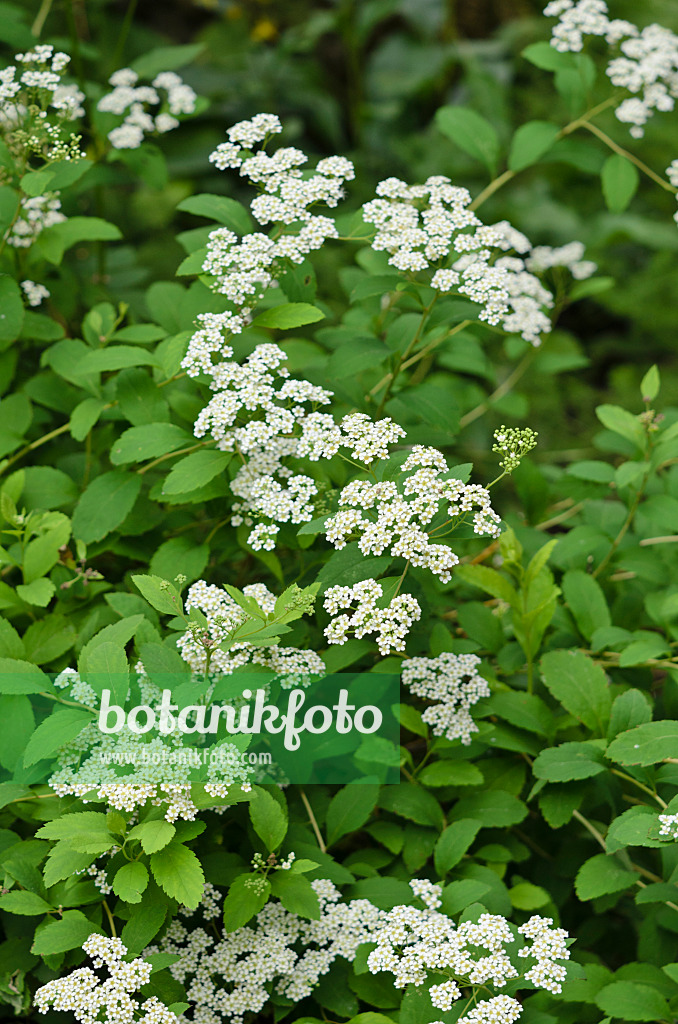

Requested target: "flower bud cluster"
[
  {"left": 401, "top": 652, "right": 491, "bottom": 744},
  {"left": 5, "top": 192, "right": 65, "bottom": 248},
  {"left": 97, "top": 67, "right": 197, "bottom": 149},
  {"left": 34, "top": 934, "right": 179, "bottom": 1024},
  {"left": 545, "top": 0, "right": 678, "bottom": 137},
  {"left": 492, "top": 426, "right": 538, "bottom": 473}
]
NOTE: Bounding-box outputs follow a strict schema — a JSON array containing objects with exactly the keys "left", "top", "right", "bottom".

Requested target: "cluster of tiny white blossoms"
[
  {"left": 658, "top": 812, "right": 678, "bottom": 839},
  {"left": 545, "top": 0, "right": 678, "bottom": 137},
  {"left": 362, "top": 181, "right": 558, "bottom": 344},
  {"left": 186, "top": 338, "right": 415, "bottom": 551},
  {"left": 149, "top": 878, "right": 386, "bottom": 1024},
  {"left": 5, "top": 192, "right": 65, "bottom": 248},
  {"left": 368, "top": 883, "right": 570, "bottom": 1019},
  {"left": 323, "top": 578, "right": 422, "bottom": 655},
  {"left": 492, "top": 426, "right": 539, "bottom": 473},
  {"left": 177, "top": 579, "right": 325, "bottom": 687},
  {"left": 325, "top": 445, "right": 501, "bottom": 585},
  {"left": 401, "top": 653, "right": 491, "bottom": 744},
  {"left": 203, "top": 113, "right": 353, "bottom": 312},
  {"left": 34, "top": 934, "right": 178, "bottom": 1023},
  {"left": 0, "top": 44, "right": 85, "bottom": 128},
  {"left": 525, "top": 240, "right": 597, "bottom": 279},
  {"left": 97, "top": 68, "right": 197, "bottom": 148},
  {"left": 21, "top": 279, "right": 50, "bottom": 306},
  {"left": 48, "top": 667, "right": 253, "bottom": 821}
]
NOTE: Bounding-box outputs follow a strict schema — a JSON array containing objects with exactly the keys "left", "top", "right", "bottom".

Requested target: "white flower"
[
  {"left": 21, "top": 279, "right": 50, "bottom": 306},
  {"left": 402, "top": 652, "right": 491, "bottom": 744}
]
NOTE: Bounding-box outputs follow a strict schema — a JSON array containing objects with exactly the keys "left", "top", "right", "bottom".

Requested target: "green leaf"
[
  {"left": 37, "top": 811, "right": 109, "bottom": 841},
  {"left": 32, "top": 910, "right": 102, "bottom": 955},
  {"left": 522, "top": 41, "right": 578, "bottom": 71},
  {"left": 223, "top": 874, "right": 271, "bottom": 931},
  {"left": 0, "top": 275, "right": 25, "bottom": 349},
  {"left": 576, "top": 854, "right": 637, "bottom": 900},
  {"left": 378, "top": 783, "right": 444, "bottom": 829},
  {"left": 455, "top": 564, "right": 518, "bottom": 606},
  {"left": 161, "top": 450, "right": 231, "bottom": 496},
  {"left": 607, "top": 690, "right": 652, "bottom": 742},
  {"left": 16, "top": 578, "right": 55, "bottom": 607},
  {"left": 347, "top": 877, "right": 413, "bottom": 909},
  {"left": 601, "top": 154, "right": 639, "bottom": 213},
  {"left": 0, "top": 890, "right": 53, "bottom": 915},
  {"left": 249, "top": 788, "right": 287, "bottom": 852},
  {"left": 43, "top": 844, "right": 98, "bottom": 887},
  {"left": 540, "top": 649, "right": 611, "bottom": 734},
  {"left": 131, "top": 42, "right": 205, "bottom": 77},
  {"left": 640, "top": 364, "right": 660, "bottom": 401},
  {"left": 533, "top": 741, "right": 607, "bottom": 782},
  {"left": 441, "top": 879, "right": 491, "bottom": 915},
  {"left": 418, "top": 760, "right": 484, "bottom": 787},
  {"left": 0, "top": 695, "right": 34, "bottom": 771},
  {"left": 176, "top": 193, "right": 253, "bottom": 234},
  {"left": 606, "top": 807, "right": 665, "bottom": 853},
  {"left": 113, "top": 862, "right": 149, "bottom": 904},
  {"left": 150, "top": 536, "right": 209, "bottom": 584},
  {"left": 121, "top": 896, "right": 168, "bottom": 956},
  {"left": 434, "top": 106, "right": 500, "bottom": 172},
  {"left": 127, "top": 819, "right": 176, "bottom": 854},
  {"left": 132, "top": 574, "right": 183, "bottom": 616},
  {"left": 596, "top": 981, "right": 671, "bottom": 1021},
  {"left": 252, "top": 303, "right": 325, "bottom": 330},
  {"left": 509, "top": 882, "right": 550, "bottom": 910},
  {"left": 82, "top": 641, "right": 128, "bottom": 707},
  {"left": 22, "top": 616, "right": 76, "bottom": 665},
  {"left": 72, "top": 471, "right": 142, "bottom": 543},
  {"left": 0, "top": 658, "right": 50, "bottom": 694},
  {"left": 23, "top": 708, "right": 93, "bottom": 767},
  {"left": 482, "top": 692, "right": 553, "bottom": 736},
  {"left": 326, "top": 782, "right": 380, "bottom": 847},
  {"left": 607, "top": 721, "right": 678, "bottom": 766},
  {"left": 270, "top": 870, "right": 321, "bottom": 919},
  {"left": 508, "top": 121, "right": 560, "bottom": 172},
  {"left": 453, "top": 790, "right": 528, "bottom": 827},
  {"left": 562, "top": 570, "right": 611, "bottom": 640},
  {"left": 434, "top": 819, "right": 481, "bottom": 875},
  {"left": 21, "top": 159, "right": 92, "bottom": 197},
  {"left": 110, "top": 423, "right": 193, "bottom": 465},
  {"left": 149, "top": 843, "right": 204, "bottom": 911},
  {"left": 595, "top": 404, "right": 645, "bottom": 450}
]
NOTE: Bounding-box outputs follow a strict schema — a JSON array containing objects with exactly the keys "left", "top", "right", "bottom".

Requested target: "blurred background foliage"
[{"left": 2, "top": 0, "right": 678, "bottom": 503}]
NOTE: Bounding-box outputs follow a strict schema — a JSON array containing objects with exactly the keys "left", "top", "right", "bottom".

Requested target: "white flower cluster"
[
  {"left": 179, "top": 881, "right": 222, "bottom": 920},
  {"left": 362, "top": 180, "right": 557, "bottom": 344},
  {"left": 203, "top": 114, "right": 353, "bottom": 309},
  {"left": 325, "top": 445, "right": 501, "bottom": 584},
  {"left": 187, "top": 338, "right": 413, "bottom": 548},
  {"left": 34, "top": 934, "right": 178, "bottom": 1024},
  {"left": 48, "top": 667, "right": 253, "bottom": 821},
  {"left": 21, "top": 279, "right": 50, "bottom": 306},
  {"left": 177, "top": 579, "right": 325, "bottom": 688},
  {"left": 401, "top": 652, "right": 491, "bottom": 744},
  {"left": 0, "top": 44, "right": 84, "bottom": 122},
  {"left": 149, "top": 877, "right": 386, "bottom": 1024},
  {"left": 545, "top": 0, "right": 678, "bottom": 137},
  {"left": 97, "top": 67, "right": 197, "bottom": 149},
  {"left": 368, "top": 885, "right": 570, "bottom": 1009},
  {"left": 5, "top": 192, "right": 65, "bottom": 248},
  {"left": 323, "top": 578, "right": 422, "bottom": 655},
  {"left": 526, "top": 241, "right": 597, "bottom": 279},
  {"left": 658, "top": 812, "right": 678, "bottom": 839}
]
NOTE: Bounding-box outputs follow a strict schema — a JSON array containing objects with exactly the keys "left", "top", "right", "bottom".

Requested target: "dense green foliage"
[{"left": 1, "top": 1, "right": 678, "bottom": 1023}]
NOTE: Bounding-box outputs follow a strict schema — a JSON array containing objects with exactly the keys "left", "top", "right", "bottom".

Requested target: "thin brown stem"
[{"left": 299, "top": 789, "right": 326, "bottom": 853}]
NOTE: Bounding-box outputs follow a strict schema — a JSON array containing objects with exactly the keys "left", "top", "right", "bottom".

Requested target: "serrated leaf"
[
  {"left": 249, "top": 788, "right": 287, "bottom": 852},
  {"left": 607, "top": 721, "right": 678, "bottom": 766},
  {"left": 326, "top": 782, "right": 379, "bottom": 847},
  {"left": 127, "top": 819, "right": 176, "bottom": 854},
  {"left": 562, "top": 570, "right": 611, "bottom": 640},
  {"left": 113, "top": 862, "right": 149, "bottom": 904},
  {"left": 150, "top": 843, "right": 204, "bottom": 908},
  {"left": 132, "top": 574, "right": 183, "bottom": 616},
  {"left": 533, "top": 741, "right": 607, "bottom": 782},
  {"left": 223, "top": 874, "right": 271, "bottom": 931},
  {"left": 72, "top": 470, "right": 142, "bottom": 543},
  {"left": 270, "top": 870, "right": 320, "bottom": 919},
  {"left": 596, "top": 981, "right": 670, "bottom": 1021},
  {"left": 23, "top": 708, "right": 94, "bottom": 767},
  {"left": 540, "top": 649, "right": 611, "bottom": 734},
  {"left": 31, "top": 910, "right": 102, "bottom": 955},
  {"left": 0, "top": 890, "right": 53, "bottom": 915},
  {"left": 434, "top": 818, "right": 481, "bottom": 875}
]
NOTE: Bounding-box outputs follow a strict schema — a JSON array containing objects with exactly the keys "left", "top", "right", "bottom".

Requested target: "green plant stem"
[
  {"left": 580, "top": 121, "right": 677, "bottom": 193},
  {"left": 102, "top": 900, "right": 117, "bottom": 937},
  {"left": 459, "top": 347, "right": 538, "bottom": 429},
  {"left": 373, "top": 298, "right": 437, "bottom": 416},
  {"left": 367, "top": 317, "right": 468, "bottom": 407},
  {"left": 299, "top": 789, "right": 326, "bottom": 853},
  {"left": 31, "top": 0, "right": 55, "bottom": 35},
  {"left": 592, "top": 480, "right": 647, "bottom": 579},
  {"left": 137, "top": 441, "right": 210, "bottom": 475},
  {"left": 610, "top": 768, "right": 667, "bottom": 809},
  {"left": 109, "top": 0, "right": 139, "bottom": 74},
  {"left": 572, "top": 809, "right": 607, "bottom": 851},
  {"left": 1, "top": 423, "right": 71, "bottom": 476}
]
